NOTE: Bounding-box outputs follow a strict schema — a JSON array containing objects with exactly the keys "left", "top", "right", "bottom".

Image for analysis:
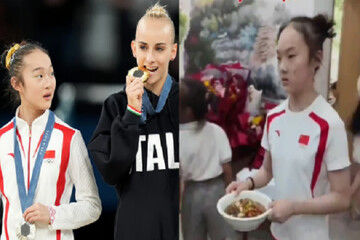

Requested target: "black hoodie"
[{"left": 88, "top": 79, "right": 179, "bottom": 240}]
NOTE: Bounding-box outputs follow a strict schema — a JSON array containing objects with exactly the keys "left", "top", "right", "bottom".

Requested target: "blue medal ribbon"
[
  {"left": 13, "top": 111, "right": 55, "bottom": 213},
  {"left": 141, "top": 74, "right": 173, "bottom": 123}
]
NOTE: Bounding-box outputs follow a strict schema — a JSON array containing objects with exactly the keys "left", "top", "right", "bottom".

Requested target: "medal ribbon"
[
  {"left": 13, "top": 111, "right": 55, "bottom": 213},
  {"left": 141, "top": 74, "right": 172, "bottom": 123}
]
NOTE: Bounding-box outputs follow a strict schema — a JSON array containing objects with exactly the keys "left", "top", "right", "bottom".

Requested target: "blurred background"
[{"left": 0, "top": 0, "right": 178, "bottom": 239}]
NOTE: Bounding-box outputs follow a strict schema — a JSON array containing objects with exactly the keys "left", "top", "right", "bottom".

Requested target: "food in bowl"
[
  {"left": 217, "top": 191, "right": 272, "bottom": 232},
  {"left": 225, "top": 198, "right": 266, "bottom": 218}
]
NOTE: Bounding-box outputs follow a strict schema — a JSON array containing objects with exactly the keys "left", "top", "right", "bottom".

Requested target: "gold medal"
[{"left": 127, "top": 67, "right": 149, "bottom": 83}]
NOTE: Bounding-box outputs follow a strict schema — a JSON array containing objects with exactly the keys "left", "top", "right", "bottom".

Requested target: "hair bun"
[
  {"left": 1, "top": 42, "right": 27, "bottom": 71},
  {"left": 146, "top": 3, "right": 169, "bottom": 18},
  {"left": 312, "top": 14, "right": 336, "bottom": 40}
]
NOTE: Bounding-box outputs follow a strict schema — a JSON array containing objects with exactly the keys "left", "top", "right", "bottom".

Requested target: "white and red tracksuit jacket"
[{"left": 0, "top": 109, "right": 101, "bottom": 240}]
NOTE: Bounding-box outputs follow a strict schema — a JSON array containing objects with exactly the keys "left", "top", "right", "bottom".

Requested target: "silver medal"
[{"left": 16, "top": 219, "right": 35, "bottom": 240}]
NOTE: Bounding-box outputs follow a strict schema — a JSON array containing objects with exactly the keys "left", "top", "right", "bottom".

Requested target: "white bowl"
[{"left": 217, "top": 190, "right": 272, "bottom": 232}]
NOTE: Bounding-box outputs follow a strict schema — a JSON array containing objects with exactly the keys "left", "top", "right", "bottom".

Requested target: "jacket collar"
[{"left": 15, "top": 108, "right": 50, "bottom": 133}]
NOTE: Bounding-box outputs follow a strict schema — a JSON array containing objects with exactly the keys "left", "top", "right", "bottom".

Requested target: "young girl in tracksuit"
[
  {"left": 88, "top": 3, "right": 179, "bottom": 240},
  {"left": 0, "top": 41, "right": 101, "bottom": 240}
]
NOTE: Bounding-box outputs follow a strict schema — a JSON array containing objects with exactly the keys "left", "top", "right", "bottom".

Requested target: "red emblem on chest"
[
  {"left": 44, "top": 150, "right": 55, "bottom": 159},
  {"left": 298, "top": 135, "right": 310, "bottom": 146}
]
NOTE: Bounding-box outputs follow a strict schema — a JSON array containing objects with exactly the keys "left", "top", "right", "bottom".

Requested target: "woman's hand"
[
  {"left": 24, "top": 203, "right": 51, "bottom": 224},
  {"left": 226, "top": 180, "right": 250, "bottom": 195},
  {"left": 126, "top": 75, "right": 144, "bottom": 112},
  {"left": 268, "top": 200, "right": 295, "bottom": 223}
]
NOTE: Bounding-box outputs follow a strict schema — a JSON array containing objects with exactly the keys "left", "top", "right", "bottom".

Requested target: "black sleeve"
[{"left": 88, "top": 94, "right": 141, "bottom": 185}]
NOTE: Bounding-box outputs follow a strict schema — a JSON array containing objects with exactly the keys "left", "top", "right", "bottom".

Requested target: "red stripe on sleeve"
[
  {"left": 266, "top": 110, "right": 286, "bottom": 134},
  {"left": 0, "top": 164, "right": 10, "bottom": 240},
  {"left": 53, "top": 123, "right": 75, "bottom": 240},
  {"left": 0, "top": 122, "right": 13, "bottom": 136},
  {"left": 0, "top": 122, "right": 13, "bottom": 240},
  {"left": 309, "top": 112, "right": 329, "bottom": 198}
]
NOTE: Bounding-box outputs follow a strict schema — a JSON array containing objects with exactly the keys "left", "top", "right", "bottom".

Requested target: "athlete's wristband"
[{"left": 127, "top": 104, "right": 142, "bottom": 116}]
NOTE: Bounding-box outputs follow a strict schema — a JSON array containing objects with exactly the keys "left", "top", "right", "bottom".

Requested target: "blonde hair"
[{"left": 137, "top": 3, "right": 176, "bottom": 43}]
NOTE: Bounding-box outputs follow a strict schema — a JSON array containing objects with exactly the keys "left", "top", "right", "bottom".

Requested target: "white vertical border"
[{"left": 314, "top": 0, "right": 335, "bottom": 99}]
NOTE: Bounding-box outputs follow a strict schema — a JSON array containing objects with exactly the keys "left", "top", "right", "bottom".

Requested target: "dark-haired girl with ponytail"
[
  {"left": 0, "top": 41, "right": 101, "bottom": 239},
  {"left": 227, "top": 14, "right": 351, "bottom": 240},
  {"left": 180, "top": 78, "right": 237, "bottom": 240}
]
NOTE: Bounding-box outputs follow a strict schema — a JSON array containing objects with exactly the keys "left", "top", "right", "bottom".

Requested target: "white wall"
[{"left": 314, "top": 0, "right": 335, "bottom": 98}]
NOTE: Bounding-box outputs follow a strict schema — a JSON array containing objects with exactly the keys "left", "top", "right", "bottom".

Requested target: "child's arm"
[
  {"left": 351, "top": 164, "right": 360, "bottom": 195},
  {"left": 180, "top": 178, "right": 184, "bottom": 212},
  {"left": 351, "top": 164, "right": 360, "bottom": 213},
  {"left": 222, "top": 161, "right": 233, "bottom": 186}
]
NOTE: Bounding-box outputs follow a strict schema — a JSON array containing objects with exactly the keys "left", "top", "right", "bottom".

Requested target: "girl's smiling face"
[{"left": 131, "top": 17, "right": 177, "bottom": 91}]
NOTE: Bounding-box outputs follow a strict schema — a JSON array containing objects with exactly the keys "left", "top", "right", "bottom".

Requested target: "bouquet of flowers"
[{"left": 191, "top": 62, "right": 268, "bottom": 169}]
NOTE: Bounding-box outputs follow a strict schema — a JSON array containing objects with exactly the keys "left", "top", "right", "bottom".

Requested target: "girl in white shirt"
[
  {"left": 180, "top": 78, "right": 237, "bottom": 240},
  {"left": 227, "top": 15, "right": 351, "bottom": 240},
  {"left": 0, "top": 41, "right": 101, "bottom": 240}
]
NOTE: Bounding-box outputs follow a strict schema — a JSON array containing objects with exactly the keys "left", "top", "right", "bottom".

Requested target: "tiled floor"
[
  {"left": 246, "top": 211, "right": 360, "bottom": 240},
  {"left": 180, "top": 211, "right": 360, "bottom": 240}
]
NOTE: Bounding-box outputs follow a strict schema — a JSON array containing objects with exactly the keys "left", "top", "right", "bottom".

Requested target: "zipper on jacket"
[{"left": 27, "top": 126, "right": 32, "bottom": 190}]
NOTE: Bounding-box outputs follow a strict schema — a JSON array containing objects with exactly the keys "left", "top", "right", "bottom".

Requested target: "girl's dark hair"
[
  {"left": 1, "top": 41, "right": 49, "bottom": 107},
  {"left": 278, "top": 14, "right": 336, "bottom": 69},
  {"left": 180, "top": 78, "right": 209, "bottom": 121},
  {"left": 351, "top": 100, "right": 360, "bottom": 135}
]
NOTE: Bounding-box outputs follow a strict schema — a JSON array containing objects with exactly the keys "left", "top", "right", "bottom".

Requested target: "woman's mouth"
[
  {"left": 43, "top": 94, "right": 52, "bottom": 101},
  {"left": 145, "top": 66, "right": 158, "bottom": 73},
  {"left": 281, "top": 78, "right": 289, "bottom": 84}
]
